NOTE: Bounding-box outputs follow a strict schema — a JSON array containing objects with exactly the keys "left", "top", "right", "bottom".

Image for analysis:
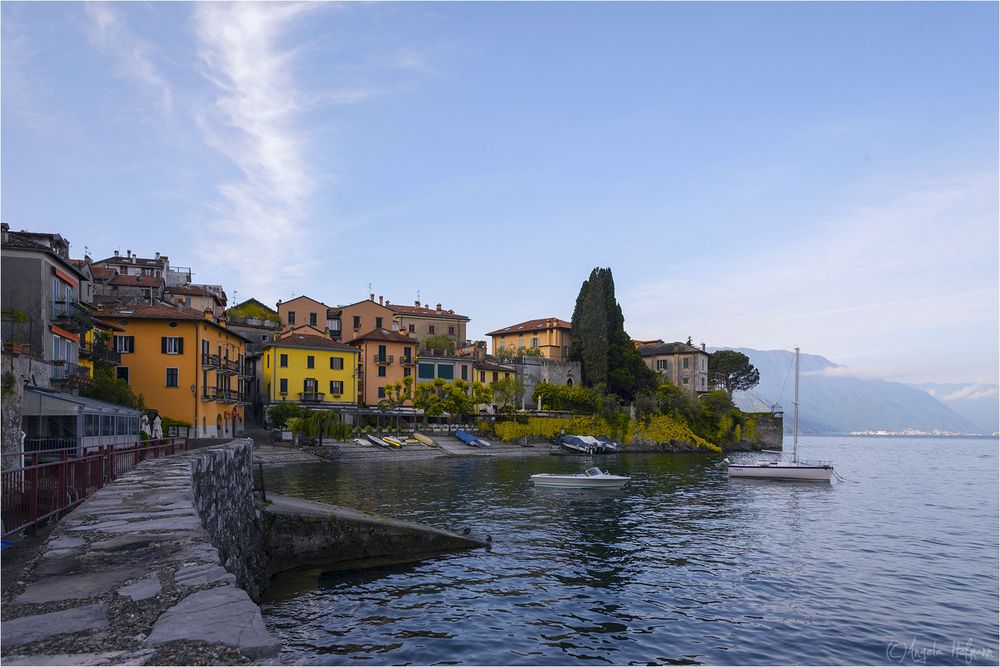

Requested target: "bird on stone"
[{"left": 462, "top": 527, "right": 471, "bottom": 535}]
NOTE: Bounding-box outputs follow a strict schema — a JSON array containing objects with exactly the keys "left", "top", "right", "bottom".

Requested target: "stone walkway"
[{"left": 1, "top": 452, "right": 280, "bottom": 665}]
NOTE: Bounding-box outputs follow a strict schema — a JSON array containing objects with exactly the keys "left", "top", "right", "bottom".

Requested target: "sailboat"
[{"left": 725, "top": 347, "right": 834, "bottom": 482}]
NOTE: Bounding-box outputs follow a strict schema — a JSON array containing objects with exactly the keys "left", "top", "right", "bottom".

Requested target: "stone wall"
[
  {"left": 188, "top": 439, "right": 268, "bottom": 601},
  {"left": 1, "top": 354, "right": 52, "bottom": 470},
  {"left": 747, "top": 412, "right": 783, "bottom": 449},
  {"left": 511, "top": 357, "right": 582, "bottom": 409}
]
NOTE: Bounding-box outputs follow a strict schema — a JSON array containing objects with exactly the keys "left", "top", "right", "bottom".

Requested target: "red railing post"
[
  {"left": 58, "top": 450, "right": 68, "bottom": 518},
  {"left": 105, "top": 445, "right": 114, "bottom": 483},
  {"left": 28, "top": 453, "right": 39, "bottom": 537}
]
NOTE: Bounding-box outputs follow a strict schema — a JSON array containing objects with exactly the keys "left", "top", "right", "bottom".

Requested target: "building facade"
[
  {"left": 347, "top": 328, "right": 416, "bottom": 406},
  {"left": 97, "top": 305, "right": 252, "bottom": 438},
  {"left": 415, "top": 353, "right": 475, "bottom": 386},
  {"left": 486, "top": 317, "right": 572, "bottom": 361},
  {"left": 638, "top": 341, "right": 710, "bottom": 396},
  {"left": 276, "top": 295, "right": 330, "bottom": 332},
  {"left": 388, "top": 301, "right": 469, "bottom": 346},
  {"left": 330, "top": 296, "right": 396, "bottom": 343},
  {"left": 258, "top": 332, "right": 359, "bottom": 410}
]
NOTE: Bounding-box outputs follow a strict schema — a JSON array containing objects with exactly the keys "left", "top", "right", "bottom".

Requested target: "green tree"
[
  {"left": 413, "top": 378, "right": 448, "bottom": 424},
  {"left": 568, "top": 267, "right": 657, "bottom": 402},
  {"left": 302, "top": 410, "right": 350, "bottom": 445},
  {"left": 267, "top": 403, "right": 309, "bottom": 428},
  {"left": 491, "top": 376, "right": 524, "bottom": 413},
  {"left": 420, "top": 335, "right": 455, "bottom": 355},
  {"left": 709, "top": 350, "right": 761, "bottom": 394},
  {"left": 80, "top": 333, "right": 144, "bottom": 409},
  {"left": 495, "top": 345, "right": 543, "bottom": 362},
  {"left": 378, "top": 377, "right": 413, "bottom": 433}
]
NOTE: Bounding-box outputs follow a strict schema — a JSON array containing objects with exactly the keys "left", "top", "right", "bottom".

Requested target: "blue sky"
[{"left": 3, "top": 2, "right": 997, "bottom": 386}]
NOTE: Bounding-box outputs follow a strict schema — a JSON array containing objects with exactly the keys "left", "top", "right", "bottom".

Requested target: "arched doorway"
[{"left": 215, "top": 415, "right": 223, "bottom": 438}]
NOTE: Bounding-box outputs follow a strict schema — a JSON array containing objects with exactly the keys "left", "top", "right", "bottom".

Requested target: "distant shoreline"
[{"left": 800, "top": 433, "right": 998, "bottom": 440}]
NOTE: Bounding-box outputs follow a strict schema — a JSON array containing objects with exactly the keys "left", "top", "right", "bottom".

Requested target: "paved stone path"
[{"left": 1, "top": 452, "right": 280, "bottom": 665}]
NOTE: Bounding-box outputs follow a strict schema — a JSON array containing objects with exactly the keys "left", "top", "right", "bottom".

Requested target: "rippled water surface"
[{"left": 260, "top": 437, "right": 999, "bottom": 665}]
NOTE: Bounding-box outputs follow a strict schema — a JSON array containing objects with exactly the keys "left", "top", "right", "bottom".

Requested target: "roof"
[
  {"left": 638, "top": 341, "right": 708, "bottom": 357},
  {"left": 387, "top": 303, "right": 470, "bottom": 321},
  {"left": 166, "top": 285, "right": 225, "bottom": 304},
  {"left": 277, "top": 295, "right": 328, "bottom": 308},
  {"left": 90, "top": 266, "right": 116, "bottom": 281},
  {"left": 228, "top": 297, "right": 278, "bottom": 316},
  {"left": 474, "top": 360, "right": 516, "bottom": 373},
  {"left": 486, "top": 317, "right": 571, "bottom": 336},
  {"left": 264, "top": 333, "right": 359, "bottom": 353},
  {"left": 332, "top": 297, "right": 394, "bottom": 313},
  {"left": 2, "top": 230, "right": 87, "bottom": 279},
  {"left": 23, "top": 387, "right": 142, "bottom": 417},
  {"left": 348, "top": 328, "right": 416, "bottom": 345},
  {"left": 109, "top": 274, "right": 164, "bottom": 288},
  {"left": 95, "top": 305, "right": 252, "bottom": 343},
  {"left": 96, "top": 255, "right": 166, "bottom": 267}
]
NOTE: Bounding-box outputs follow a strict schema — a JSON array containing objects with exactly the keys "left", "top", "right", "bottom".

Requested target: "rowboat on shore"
[
  {"left": 382, "top": 435, "right": 406, "bottom": 448},
  {"left": 365, "top": 434, "right": 395, "bottom": 449},
  {"left": 531, "top": 467, "right": 631, "bottom": 489},
  {"left": 455, "top": 429, "right": 484, "bottom": 448},
  {"left": 412, "top": 432, "right": 436, "bottom": 446}
]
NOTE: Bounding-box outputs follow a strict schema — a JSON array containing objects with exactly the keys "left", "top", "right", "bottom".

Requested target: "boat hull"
[
  {"left": 530, "top": 474, "right": 630, "bottom": 489},
  {"left": 727, "top": 464, "right": 832, "bottom": 481}
]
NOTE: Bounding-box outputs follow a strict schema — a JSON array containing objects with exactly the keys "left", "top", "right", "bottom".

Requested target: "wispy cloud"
[
  {"left": 192, "top": 2, "right": 323, "bottom": 299},
  {"left": 937, "top": 385, "right": 999, "bottom": 401},
  {"left": 84, "top": 3, "right": 174, "bottom": 112}
]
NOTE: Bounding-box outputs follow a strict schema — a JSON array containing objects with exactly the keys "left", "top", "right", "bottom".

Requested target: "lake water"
[{"left": 259, "top": 436, "right": 999, "bottom": 665}]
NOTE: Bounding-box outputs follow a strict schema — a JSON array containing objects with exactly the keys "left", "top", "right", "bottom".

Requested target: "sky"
[{"left": 3, "top": 2, "right": 997, "bottom": 386}]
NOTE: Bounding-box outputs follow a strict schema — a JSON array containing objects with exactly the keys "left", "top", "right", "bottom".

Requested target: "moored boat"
[
  {"left": 531, "top": 467, "right": 631, "bottom": 488},
  {"left": 560, "top": 435, "right": 592, "bottom": 454},
  {"left": 412, "top": 432, "right": 436, "bottom": 446},
  {"left": 455, "top": 429, "right": 484, "bottom": 448},
  {"left": 366, "top": 433, "right": 394, "bottom": 449}
]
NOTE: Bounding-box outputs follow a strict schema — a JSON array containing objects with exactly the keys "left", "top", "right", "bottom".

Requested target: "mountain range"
[{"left": 718, "top": 348, "right": 992, "bottom": 435}]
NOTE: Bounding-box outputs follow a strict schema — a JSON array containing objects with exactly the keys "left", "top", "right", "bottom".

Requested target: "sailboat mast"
[{"left": 793, "top": 346, "right": 800, "bottom": 464}]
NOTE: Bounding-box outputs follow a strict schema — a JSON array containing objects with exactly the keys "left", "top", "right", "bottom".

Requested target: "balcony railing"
[
  {"left": 201, "top": 386, "right": 217, "bottom": 401},
  {"left": 220, "top": 359, "right": 240, "bottom": 375},
  {"left": 400, "top": 355, "right": 415, "bottom": 366},
  {"left": 202, "top": 353, "right": 221, "bottom": 369},
  {"left": 51, "top": 301, "right": 94, "bottom": 334},
  {"left": 50, "top": 360, "right": 90, "bottom": 381},
  {"left": 373, "top": 354, "right": 394, "bottom": 366},
  {"left": 299, "top": 391, "right": 325, "bottom": 403},
  {"left": 78, "top": 341, "right": 121, "bottom": 365}
]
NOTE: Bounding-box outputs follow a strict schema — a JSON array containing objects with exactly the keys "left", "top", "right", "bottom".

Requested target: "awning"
[{"left": 22, "top": 387, "right": 142, "bottom": 418}]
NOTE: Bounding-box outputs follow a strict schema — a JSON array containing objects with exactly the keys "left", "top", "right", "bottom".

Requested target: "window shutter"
[
  {"left": 161, "top": 337, "right": 167, "bottom": 354},
  {"left": 177, "top": 338, "right": 183, "bottom": 354}
]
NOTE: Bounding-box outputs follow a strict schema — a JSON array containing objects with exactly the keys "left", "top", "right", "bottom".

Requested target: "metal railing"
[
  {"left": 299, "top": 391, "right": 325, "bottom": 402},
  {"left": 78, "top": 341, "right": 121, "bottom": 364},
  {"left": 373, "top": 354, "right": 394, "bottom": 365},
  {"left": 202, "top": 353, "right": 221, "bottom": 368},
  {"left": 51, "top": 300, "right": 94, "bottom": 333},
  {"left": 221, "top": 359, "right": 240, "bottom": 374},
  {"left": 51, "top": 360, "right": 91, "bottom": 381},
  {"left": 1, "top": 438, "right": 187, "bottom": 538}
]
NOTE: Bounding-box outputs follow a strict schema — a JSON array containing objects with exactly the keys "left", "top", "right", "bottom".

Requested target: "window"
[
  {"left": 683, "top": 358, "right": 690, "bottom": 369},
  {"left": 461, "top": 365, "right": 468, "bottom": 380},
  {"left": 202, "top": 339, "right": 209, "bottom": 356},
  {"left": 408, "top": 324, "right": 415, "bottom": 333},
  {"left": 418, "top": 363, "right": 435, "bottom": 379},
  {"left": 261, "top": 334, "right": 269, "bottom": 342},
  {"left": 114, "top": 335, "right": 135, "bottom": 353},
  {"left": 377, "top": 387, "right": 386, "bottom": 398},
  {"left": 403, "top": 367, "right": 411, "bottom": 377},
  {"left": 353, "top": 316, "right": 361, "bottom": 329},
  {"left": 449, "top": 326, "right": 455, "bottom": 335},
  {"left": 288, "top": 312, "right": 296, "bottom": 324},
  {"left": 480, "top": 371, "right": 486, "bottom": 382},
  {"left": 329, "top": 380, "right": 344, "bottom": 395},
  {"left": 280, "top": 353, "right": 288, "bottom": 368},
  {"left": 117, "top": 367, "right": 129, "bottom": 383},
  {"left": 403, "top": 346, "right": 412, "bottom": 362},
  {"left": 330, "top": 356, "right": 344, "bottom": 370},
  {"left": 309, "top": 312, "right": 317, "bottom": 326},
  {"left": 375, "top": 317, "right": 383, "bottom": 329},
  {"left": 279, "top": 378, "right": 288, "bottom": 394},
  {"left": 438, "top": 364, "right": 454, "bottom": 380},
  {"left": 682, "top": 377, "right": 689, "bottom": 385},
  {"left": 166, "top": 368, "right": 179, "bottom": 387},
  {"left": 531, "top": 337, "right": 539, "bottom": 348},
  {"left": 307, "top": 355, "right": 315, "bottom": 369},
  {"left": 492, "top": 371, "right": 499, "bottom": 383},
  {"left": 52, "top": 335, "right": 65, "bottom": 362},
  {"left": 161, "top": 337, "right": 183, "bottom": 354},
  {"left": 656, "top": 359, "right": 669, "bottom": 371},
  {"left": 378, "top": 366, "right": 386, "bottom": 377},
  {"left": 428, "top": 325, "right": 436, "bottom": 334}
]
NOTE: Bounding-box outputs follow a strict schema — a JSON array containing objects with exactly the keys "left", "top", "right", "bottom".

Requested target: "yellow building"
[
  {"left": 486, "top": 317, "right": 572, "bottom": 361},
  {"left": 77, "top": 319, "right": 124, "bottom": 378},
  {"left": 97, "top": 304, "right": 251, "bottom": 438},
  {"left": 258, "top": 331, "right": 359, "bottom": 410}
]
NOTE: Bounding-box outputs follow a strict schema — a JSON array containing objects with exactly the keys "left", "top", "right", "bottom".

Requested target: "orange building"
[
  {"left": 330, "top": 296, "right": 396, "bottom": 343},
  {"left": 276, "top": 295, "right": 329, "bottom": 331},
  {"left": 486, "top": 317, "right": 572, "bottom": 361},
  {"left": 348, "top": 328, "right": 417, "bottom": 406},
  {"left": 98, "top": 304, "right": 251, "bottom": 438}
]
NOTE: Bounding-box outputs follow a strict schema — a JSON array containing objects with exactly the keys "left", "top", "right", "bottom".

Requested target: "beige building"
[
  {"left": 486, "top": 317, "right": 572, "bottom": 361},
  {"left": 348, "top": 327, "right": 417, "bottom": 406},
  {"left": 388, "top": 300, "right": 469, "bottom": 347},
  {"left": 330, "top": 296, "right": 396, "bottom": 343},
  {"left": 276, "top": 295, "right": 329, "bottom": 332},
  {"left": 638, "top": 341, "right": 710, "bottom": 396}
]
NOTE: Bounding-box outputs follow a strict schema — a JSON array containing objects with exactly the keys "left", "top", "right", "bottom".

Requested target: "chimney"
[
  {"left": 385, "top": 299, "right": 390, "bottom": 306},
  {"left": 204, "top": 308, "right": 214, "bottom": 320},
  {"left": 126, "top": 249, "right": 131, "bottom": 258},
  {"left": 436, "top": 303, "right": 442, "bottom": 313},
  {"left": 370, "top": 294, "right": 375, "bottom": 302},
  {"left": 114, "top": 250, "right": 120, "bottom": 257},
  {"left": 415, "top": 299, "right": 421, "bottom": 307},
  {"left": 702, "top": 342, "right": 706, "bottom": 351},
  {"left": 378, "top": 295, "right": 383, "bottom": 306},
  {"left": 155, "top": 252, "right": 160, "bottom": 260}
]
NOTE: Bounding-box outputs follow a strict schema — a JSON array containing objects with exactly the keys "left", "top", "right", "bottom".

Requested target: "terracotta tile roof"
[
  {"left": 109, "top": 274, "right": 164, "bottom": 288},
  {"left": 2, "top": 232, "right": 56, "bottom": 251},
  {"left": 97, "top": 304, "right": 208, "bottom": 320},
  {"left": 474, "top": 360, "right": 516, "bottom": 373},
  {"left": 266, "top": 333, "right": 359, "bottom": 353},
  {"left": 486, "top": 317, "right": 571, "bottom": 336},
  {"left": 348, "top": 328, "right": 416, "bottom": 345},
  {"left": 90, "top": 266, "right": 116, "bottom": 281},
  {"left": 387, "top": 303, "right": 470, "bottom": 321},
  {"left": 96, "top": 255, "right": 166, "bottom": 267},
  {"left": 638, "top": 341, "right": 707, "bottom": 357}
]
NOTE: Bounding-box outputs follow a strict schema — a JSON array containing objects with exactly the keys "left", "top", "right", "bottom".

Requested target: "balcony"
[
  {"left": 78, "top": 340, "right": 121, "bottom": 365},
  {"left": 400, "top": 355, "right": 415, "bottom": 366},
  {"left": 220, "top": 359, "right": 240, "bottom": 375},
  {"left": 51, "top": 300, "right": 94, "bottom": 334},
  {"left": 50, "top": 360, "right": 90, "bottom": 382},
  {"left": 216, "top": 388, "right": 238, "bottom": 403},
  {"left": 201, "top": 386, "right": 217, "bottom": 401},
  {"left": 299, "top": 391, "right": 325, "bottom": 403},
  {"left": 373, "top": 354, "right": 394, "bottom": 366},
  {"left": 202, "top": 353, "right": 221, "bottom": 369}
]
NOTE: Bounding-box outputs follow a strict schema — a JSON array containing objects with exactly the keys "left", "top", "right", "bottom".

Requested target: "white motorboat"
[
  {"left": 531, "top": 467, "right": 631, "bottom": 488},
  {"left": 725, "top": 347, "right": 834, "bottom": 482}
]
